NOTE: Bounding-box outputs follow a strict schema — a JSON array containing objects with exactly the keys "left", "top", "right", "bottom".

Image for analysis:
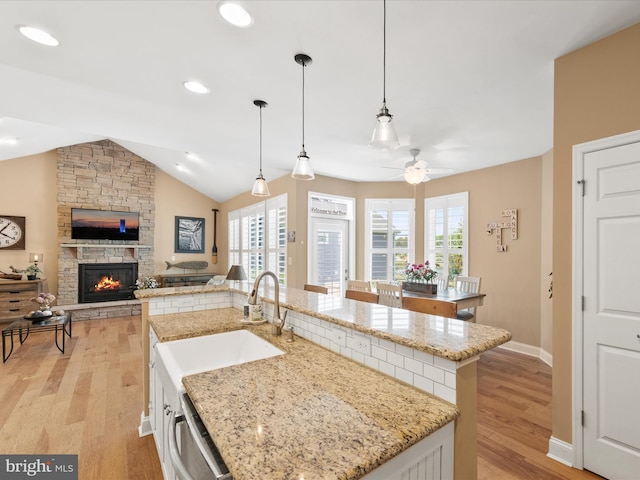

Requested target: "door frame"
[
  {"left": 572, "top": 129, "right": 640, "bottom": 468},
  {"left": 307, "top": 192, "right": 355, "bottom": 288}
]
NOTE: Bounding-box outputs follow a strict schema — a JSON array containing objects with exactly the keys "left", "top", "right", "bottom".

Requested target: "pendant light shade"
[
  {"left": 251, "top": 177, "right": 270, "bottom": 196},
  {"left": 251, "top": 99, "right": 270, "bottom": 197},
  {"left": 292, "top": 148, "right": 314, "bottom": 180},
  {"left": 292, "top": 53, "right": 315, "bottom": 180},
  {"left": 370, "top": 0, "right": 399, "bottom": 150}
]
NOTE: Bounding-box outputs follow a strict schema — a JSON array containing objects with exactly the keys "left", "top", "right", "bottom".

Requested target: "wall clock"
[{"left": 0, "top": 215, "right": 26, "bottom": 250}]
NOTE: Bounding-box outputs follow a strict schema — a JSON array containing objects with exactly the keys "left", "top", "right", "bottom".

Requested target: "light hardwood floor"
[
  {"left": 0, "top": 315, "right": 162, "bottom": 479},
  {"left": 1, "top": 315, "right": 604, "bottom": 480},
  {"left": 477, "top": 348, "right": 603, "bottom": 480}
]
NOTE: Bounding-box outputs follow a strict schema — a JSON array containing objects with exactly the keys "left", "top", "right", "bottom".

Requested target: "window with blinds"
[
  {"left": 425, "top": 192, "right": 468, "bottom": 286},
  {"left": 364, "top": 198, "right": 415, "bottom": 282},
  {"left": 228, "top": 194, "right": 287, "bottom": 286}
]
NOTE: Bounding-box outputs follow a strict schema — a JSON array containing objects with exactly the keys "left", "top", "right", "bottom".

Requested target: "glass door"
[{"left": 309, "top": 219, "right": 349, "bottom": 295}]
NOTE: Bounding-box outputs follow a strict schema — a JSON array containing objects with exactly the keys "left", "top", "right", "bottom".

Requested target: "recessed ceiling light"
[
  {"left": 183, "top": 81, "right": 210, "bottom": 94},
  {"left": 217, "top": 2, "right": 253, "bottom": 28},
  {"left": 16, "top": 25, "right": 59, "bottom": 46},
  {"left": 0, "top": 137, "right": 19, "bottom": 145}
]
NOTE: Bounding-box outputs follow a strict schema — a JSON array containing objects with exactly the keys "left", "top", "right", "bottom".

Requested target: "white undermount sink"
[{"left": 155, "top": 329, "right": 284, "bottom": 409}]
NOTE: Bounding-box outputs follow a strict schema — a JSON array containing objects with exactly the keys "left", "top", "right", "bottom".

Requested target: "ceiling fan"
[{"left": 385, "top": 148, "right": 453, "bottom": 184}]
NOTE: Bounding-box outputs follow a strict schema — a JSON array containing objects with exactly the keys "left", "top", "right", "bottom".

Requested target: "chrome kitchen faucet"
[{"left": 247, "top": 271, "right": 287, "bottom": 335}]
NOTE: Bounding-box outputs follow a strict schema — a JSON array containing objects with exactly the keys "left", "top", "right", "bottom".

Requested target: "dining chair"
[
  {"left": 376, "top": 282, "right": 403, "bottom": 308},
  {"left": 436, "top": 274, "right": 449, "bottom": 292},
  {"left": 345, "top": 290, "right": 379, "bottom": 304},
  {"left": 402, "top": 296, "right": 457, "bottom": 319},
  {"left": 304, "top": 284, "right": 329, "bottom": 294},
  {"left": 454, "top": 276, "right": 482, "bottom": 322},
  {"left": 346, "top": 280, "right": 372, "bottom": 292}
]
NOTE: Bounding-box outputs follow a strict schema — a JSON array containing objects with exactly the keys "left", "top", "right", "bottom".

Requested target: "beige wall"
[
  {"left": 552, "top": 22, "right": 640, "bottom": 443},
  {"left": 540, "top": 149, "right": 553, "bottom": 357},
  {"left": 154, "top": 169, "right": 220, "bottom": 275},
  {"left": 0, "top": 151, "right": 59, "bottom": 294},
  {"left": 420, "top": 157, "right": 544, "bottom": 343}
]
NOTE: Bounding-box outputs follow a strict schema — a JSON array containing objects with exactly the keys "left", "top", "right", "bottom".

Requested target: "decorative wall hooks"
[{"left": 486, "top": 209, "right": 518, "bottom": 252}]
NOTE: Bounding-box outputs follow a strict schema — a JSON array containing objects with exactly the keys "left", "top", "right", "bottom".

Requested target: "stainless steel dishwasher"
[{"left": 168, "top": 393, "right": 232, "bottom": 480}]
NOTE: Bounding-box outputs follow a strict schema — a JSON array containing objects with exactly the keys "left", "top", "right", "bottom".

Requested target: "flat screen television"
[{"left": 71, "top": 208, "right": 140, "bottom": 241}]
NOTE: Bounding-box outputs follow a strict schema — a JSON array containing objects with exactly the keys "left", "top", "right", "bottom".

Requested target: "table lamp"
[{"left": 226, "top": 265, "right": 247, "bottom": 286}]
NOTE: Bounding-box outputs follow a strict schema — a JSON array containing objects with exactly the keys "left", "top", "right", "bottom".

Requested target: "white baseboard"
[
  {"left": 498, "top": 341, "right": 553, "bottom": 367},
  {"left": 547, "top": 436, "right": 573, "bottom": 466},
  {"left": 138, "top": 412, "right": 152, "bottom": 437}
]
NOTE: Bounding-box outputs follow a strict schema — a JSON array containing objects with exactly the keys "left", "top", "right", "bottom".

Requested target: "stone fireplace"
[
  {"left": 78, "top": 262, "right": 138, "bottom": 303},
  {"left": 56, "top": 140, "right": 156, "bottom": 319}
]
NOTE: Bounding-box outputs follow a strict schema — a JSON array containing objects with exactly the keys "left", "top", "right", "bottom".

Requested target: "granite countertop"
[
  {"left": 172, "top": 319, "right": 459, "bottom": 480},
  {"left": 150, "top": 307, "right": 246, "bottom": 341},
  {"left": 270, "top": 287, "right": 511, "bottom": 361},
  {"left": 144, "top": 285, "right": 511, "bottom": 361},
  {"left": 134, "top": 283, "right": 228, "bottom": 299}
]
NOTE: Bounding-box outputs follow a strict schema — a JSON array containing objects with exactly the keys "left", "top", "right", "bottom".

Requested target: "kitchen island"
[
  {"left": 150, "top": 309, "right": 459, "bottom": 479},
  {"left": 136, "top": 284, "right": 511, "bottom": 479}
]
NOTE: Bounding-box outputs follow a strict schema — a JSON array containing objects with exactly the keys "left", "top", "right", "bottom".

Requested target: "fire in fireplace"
[
  {"left": 78, "top": 263, "right": 138, "bottom": 303},
  {"left": 95, "top": 275, "right": 121, "bottom": 291}
]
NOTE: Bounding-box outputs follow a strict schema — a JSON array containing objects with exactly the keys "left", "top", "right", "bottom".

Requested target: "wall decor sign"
[
  {"left": 175, "top": 216, "right": 205, "bottom": 253},
  {"left": 0, "top": 215, "right": 26, "bottom": 250},
  {"left": 486, "top": 209, "right": 518, "bottom": 252}
]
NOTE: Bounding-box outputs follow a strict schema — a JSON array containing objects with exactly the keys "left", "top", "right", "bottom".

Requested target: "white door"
[
  {"left": 309, "top": 219, "right": 349, "bottom": 295},
  {"left": 580, "top": 136, "right": 640, "bottom": 478}
]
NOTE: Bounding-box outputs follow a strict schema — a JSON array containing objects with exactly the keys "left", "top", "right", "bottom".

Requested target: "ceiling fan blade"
[
  {"left": 425, "top": 168, "right": 454, "bottom": 174},
  {"left": 382, "top": 166, "right": 404, "bottom": 171},
  {"left": 414, "top": 160, "right": 428, "bottom": 169}
]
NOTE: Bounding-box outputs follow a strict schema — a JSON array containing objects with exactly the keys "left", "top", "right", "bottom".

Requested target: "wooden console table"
[
  {"left": 0, "top": 279, "right": 45, "bottom": 323},
  {"left": 157, "top": 272, "right": 221, "bottom": 288}
]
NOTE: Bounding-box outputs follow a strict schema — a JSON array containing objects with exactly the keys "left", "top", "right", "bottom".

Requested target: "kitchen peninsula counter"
[
  {"left": 138, "top": 285, "right": 511, "bottom": 479},
  {"left": 138, "top": 285, "right": 511, "bottom": 362}
]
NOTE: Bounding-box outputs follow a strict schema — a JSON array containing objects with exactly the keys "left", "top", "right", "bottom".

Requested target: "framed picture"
[{"left": 175, "top": 216, "right": 205, "bottom": 253}]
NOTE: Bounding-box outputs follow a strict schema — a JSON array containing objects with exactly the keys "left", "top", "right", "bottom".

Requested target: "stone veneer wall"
[{"left": 56, "top": 140, "right": 155, "bottom": 317}]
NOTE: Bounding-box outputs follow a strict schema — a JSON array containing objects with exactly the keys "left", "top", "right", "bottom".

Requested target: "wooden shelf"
[{"left": 60, "top": 244, "right": 152, "bottom": 260}]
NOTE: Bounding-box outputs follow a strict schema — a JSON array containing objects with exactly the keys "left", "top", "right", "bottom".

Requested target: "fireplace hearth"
[{"left": 78, "top": 263, "right": 138, "bottom": 303}]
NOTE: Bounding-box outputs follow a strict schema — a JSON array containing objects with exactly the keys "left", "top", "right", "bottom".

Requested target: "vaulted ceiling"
[{"left": 1, "top": 1, "right": 640, "bottom": 201}]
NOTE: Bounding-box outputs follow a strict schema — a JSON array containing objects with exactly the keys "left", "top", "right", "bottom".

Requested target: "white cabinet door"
[{"left": 362, "top": 423, "right": 453, "bottom": 480}]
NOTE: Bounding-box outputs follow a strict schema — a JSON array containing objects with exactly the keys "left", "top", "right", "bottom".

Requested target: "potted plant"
[
  {"left": 25, "top": 264, "right": 42, "bottom": 280},
  {"left": 403, "top": 261, "right": 438, "bottom": 294}
]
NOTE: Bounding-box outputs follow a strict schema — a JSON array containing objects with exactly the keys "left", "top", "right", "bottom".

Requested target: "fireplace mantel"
[{"left": 60, "top": 244, "right": 153, "bottom": 260}]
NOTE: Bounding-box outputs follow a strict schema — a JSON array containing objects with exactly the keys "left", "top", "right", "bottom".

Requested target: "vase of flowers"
[
  {"left": 136, "top": 276, "right": 159, "bottom": 290},
  {"left": 31, "top": 292, "right": 56, "bottom": 311},
  {"left": 403, "top": 261, "right": 438, "bottom": 294}
]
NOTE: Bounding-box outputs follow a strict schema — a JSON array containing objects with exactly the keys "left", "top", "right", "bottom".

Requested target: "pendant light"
[
  {"left": 251, "top": 99, "right": 270, "bottom": 197},
  {"left": 291, "top": 53, "right": 315, "bottom": 180},
  {"left": 370, "top": 0, "right": 399, "bottom": 150}
]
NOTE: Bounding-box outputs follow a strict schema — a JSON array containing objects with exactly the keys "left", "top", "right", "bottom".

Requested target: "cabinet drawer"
[
  {"left": 0, "top": 290, "right": 34, "bottom": 301},
  {"left": 0, "top": 283, "right": 39, "bottom": 293},
  {"left": 0, "top": 303, "right": 33, "bottom": 317}
]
